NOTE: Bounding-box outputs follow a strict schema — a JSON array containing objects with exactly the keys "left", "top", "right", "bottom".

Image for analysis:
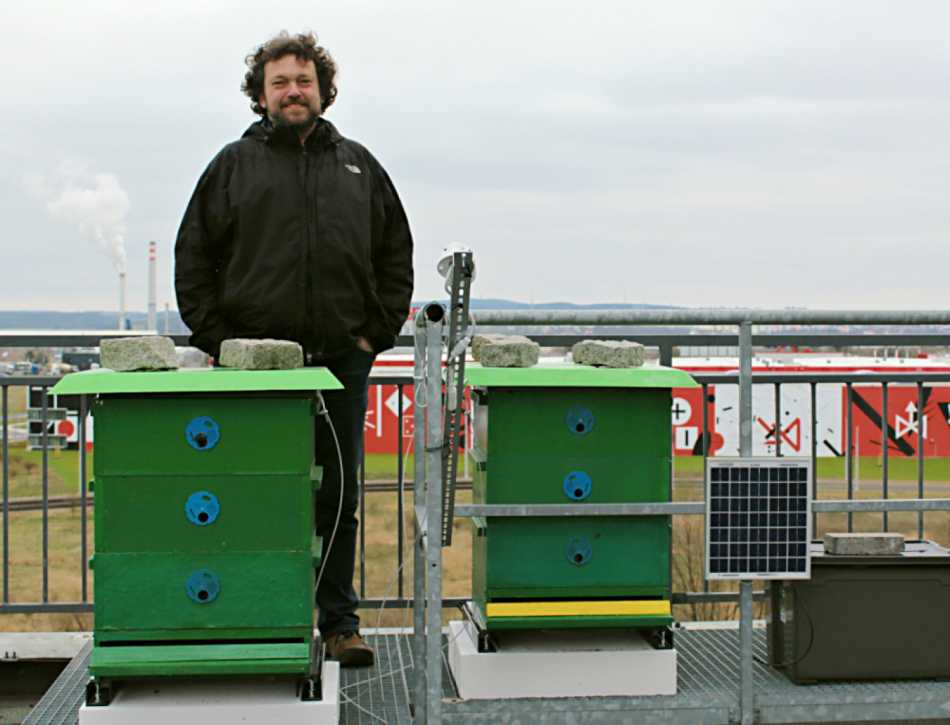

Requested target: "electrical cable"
[
  {"left": 313, "top": 391, "right": 346, "bottom": 610},
  {"left": 754, "top": 582, "right": 815, "bottom": 669},
  {"left": 341, "top": 692, "right": 389, "bottom": 724}
]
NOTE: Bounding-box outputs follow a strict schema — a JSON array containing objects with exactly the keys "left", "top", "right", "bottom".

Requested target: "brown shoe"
[{"left": 325, "top": 630, "right": 375, "bottom": 668}]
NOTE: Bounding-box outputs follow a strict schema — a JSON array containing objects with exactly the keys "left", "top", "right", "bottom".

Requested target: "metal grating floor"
[
  {"left": 22, "top": 640, "right": 92, "bottom": 725},
  {"left": 20, "top": 629, "right": 950, "bottom": 725}
]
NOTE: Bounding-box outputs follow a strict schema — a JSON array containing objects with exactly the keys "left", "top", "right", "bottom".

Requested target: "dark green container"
[
  {"left": 50, "top": 368, "right": 341, "bottom": 679},
  {"left": 767, "top": 540, "right": 950, "bottom": 683},
  {"left": 465, "top": 362, "right": 698, "bottom": 632}
]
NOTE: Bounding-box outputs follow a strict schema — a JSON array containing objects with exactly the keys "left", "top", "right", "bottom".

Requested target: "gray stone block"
[
  {"left": 472, "top": 334, "right": 533, "bottom": 362},
  {"left": 219, "top": 338, "right": 304, "bottom": 370},
  {"left": 572, "top": 340, "right": 645, "bottom": 369},
  {"left": 100, "top": 336, "right": 178, "bottom": 372},
  {"left": 476, "top": 335, "right": 540, "bottom": 368},
  {"left": 823, "top": 532, "right": 905, "bottom": 556}
]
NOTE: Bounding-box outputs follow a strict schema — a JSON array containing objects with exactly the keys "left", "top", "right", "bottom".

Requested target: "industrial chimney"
[
  {"left": 118, "top": 272, "right": 127, "bottom": 330},
  {"left": 148, "top": 241, "right": 157, "bottom": 331}
]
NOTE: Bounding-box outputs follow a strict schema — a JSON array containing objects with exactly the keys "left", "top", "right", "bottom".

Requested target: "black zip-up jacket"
[{"left": 175, "top": 118, "right": 413, "bottom": 361}]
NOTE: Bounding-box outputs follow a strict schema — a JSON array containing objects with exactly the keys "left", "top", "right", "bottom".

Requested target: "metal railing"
[{"left": 4, "top": 319, "right": 950, "bottom": 616}]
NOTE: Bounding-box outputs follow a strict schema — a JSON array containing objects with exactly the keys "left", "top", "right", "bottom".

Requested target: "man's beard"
[{"left": 269, "top": 101, "right": 320, "bottom": 132}]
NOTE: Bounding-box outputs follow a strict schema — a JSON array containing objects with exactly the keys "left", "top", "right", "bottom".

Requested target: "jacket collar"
[{"left": 243, "top": 116, "right": 344, "bottom": 149}]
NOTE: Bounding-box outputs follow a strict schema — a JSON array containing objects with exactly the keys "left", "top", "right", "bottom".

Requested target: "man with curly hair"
[{"left": 175, "top": 31, "right": 414, "bottom": 668}]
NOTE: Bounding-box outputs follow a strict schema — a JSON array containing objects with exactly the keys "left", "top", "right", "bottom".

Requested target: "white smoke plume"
[{"left": 23, "top": 158, "right": 130, "bottom": 273}]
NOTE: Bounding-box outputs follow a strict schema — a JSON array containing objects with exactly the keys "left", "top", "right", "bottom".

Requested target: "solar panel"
[{"left": 705, "top": 458, "right": 812, "bottom": 580}]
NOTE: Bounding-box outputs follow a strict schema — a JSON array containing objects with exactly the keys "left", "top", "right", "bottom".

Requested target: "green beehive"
[
  {"left": 465, "top": 362, "right": 698, "bottom": 632},
  {"left": 50, "top": 367, "right": 341, "bottom": 680}
]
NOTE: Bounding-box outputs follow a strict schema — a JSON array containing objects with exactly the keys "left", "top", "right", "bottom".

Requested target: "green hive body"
[
  {"left": 50, "top": 368, "right": 342, "bottom": 680},
  {"left": 465, "top": 362, "right": 698, "bottom": 632}
]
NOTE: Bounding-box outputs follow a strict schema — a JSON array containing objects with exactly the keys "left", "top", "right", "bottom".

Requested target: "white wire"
[
  {"left": 341, "top": 692, "right": 389, "bottom": 724},
  {"left": 313, "top": 391, "right": 346, "bottom": 609}
]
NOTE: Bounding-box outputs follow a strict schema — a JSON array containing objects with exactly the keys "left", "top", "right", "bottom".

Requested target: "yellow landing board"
[{"left": 486, "top": 600, "right": 671, "bottom": 618}]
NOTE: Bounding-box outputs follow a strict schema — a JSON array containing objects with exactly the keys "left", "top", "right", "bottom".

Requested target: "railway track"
[{"left": 5, "top": 478, "right": 476, "bottom": 513}]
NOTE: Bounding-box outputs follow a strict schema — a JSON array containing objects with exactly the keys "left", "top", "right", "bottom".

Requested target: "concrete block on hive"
[
  {"left": 472, "top": 334, "right": 531, "bottom": 362},
  {"left": 823, "top": 532, "right": 905, "bottom": 556},
  {"left": 100, "top": 336, "right": 178, "bottom": 372},
  {"left": 572, "top": 340, "right": 645, "bottom": 369},
  {"left": 219, "top": 339, "right": 304, "bottom": 370},
  {"left": 473, "top": 334, "right": 539, "bottom": 368}
]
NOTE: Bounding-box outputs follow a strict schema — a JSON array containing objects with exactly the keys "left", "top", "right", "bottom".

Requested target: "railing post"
[
  {"left": 2, "top": 385, "right": 8, "bottom": 605},
  {"left": 80, "top": 394, "right": 88, "bottom": 602},
  {"left": 659, "top": 343, "right": 673, "bottom": 368},
  {"left": 774, "top": 383, "right": 782, "bottom": 458},
  {"left": 412, "top": 315, "right": 427, "bottom": 722},
  {"left": 359, "top": 452, "right": 366, "bottom": 600},
  {"left": 425, "top": 310, "right": 445, "bottom": 725},
  {"left": 811, "top": 383, "right": 818, "bottom": 536},
  {"left": 740, "top": 579, "right": 755, "bottom": 724},
  {"left": 41, "top": 385, "right": 49, "bottom": 603},
  {"left": 397, "top": 385, "right": 405, "bottom": 601},
  {"left": 739, "top": 321, "right": 753, "bottom": 457},
  {"left": 738, "top": 320, "right": 754, "bottom": 725},
  {"left": 882, "top": 383, "right": 889, "bottom": 532},
  {"left": 846, "top": 384, "right": 854, "bottom": 532},
  {"left": 918, "top": 381, "right": 925, "bottom": 539}
]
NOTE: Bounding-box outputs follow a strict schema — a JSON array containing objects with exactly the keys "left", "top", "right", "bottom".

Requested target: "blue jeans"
[{"left": 313, "top": 347, "right": 375, "bottom": 637}]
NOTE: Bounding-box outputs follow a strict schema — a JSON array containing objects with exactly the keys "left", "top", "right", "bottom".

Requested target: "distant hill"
[
  {"left": 417, "top": 299, "right": 684, "bottom": 311},
  {"left": 0, "top": 301, "right": 683, "bottom": 331},
  {"left": 0, "top": 310, "right": 187, "bottom": 332}
]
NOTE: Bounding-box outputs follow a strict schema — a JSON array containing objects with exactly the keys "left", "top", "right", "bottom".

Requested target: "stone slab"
[
  {"left": 79, "top": 661, "right": 339, "bottom": 725},
  {"left": 479, "top": 340, "right": 540, "bottom": 368},
  {"left": 824, "top": 532, "right": 906, "bottom": 556},
  {"left": 99, "top": 337, "right": 178, "bottom": 372},
  {"left": 219, "top": 339, "right": 304, "bottom": 370},
  {"left": 447, "top": 619, "right": 676, "bottom": 699},
  {"left": 572, "top": 339, "right": 645, "bottom": 368},
  {"left": 471, "top": 334, "right": 533, "bottom": 362}
]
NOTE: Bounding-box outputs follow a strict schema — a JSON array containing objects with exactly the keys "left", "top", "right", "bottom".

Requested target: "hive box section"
[
  {"left": 51, "top": 367, "right": 341, "bottom": 681},
  {"left": 465, "top": 362, "right": 697, "bottom": 633}
]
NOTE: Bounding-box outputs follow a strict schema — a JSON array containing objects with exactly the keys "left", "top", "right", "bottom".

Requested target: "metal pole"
[
  {"left": 659, "top": 343, "right": 673, "bottom": 368},
  {"left": 738, "top": 321, "right": 754, "bottom": 725},
  {"left": 774, "top": 383, "right": 782, "bottom": 458},
  {"left": 846, "top": 384, "right": 853, "bottom": 532},
  {"left": 472, "top": 308, "right": 950, "bottom": 327},
  {"left": 359, "top": 452, "right": 366, "bottom": 600},
  {"left": 739, "top": 321, "right": 753, "bottom": 457},
  {"left": 412, "top": 316, "right": 427, "bottom": 722},
  {"left": 882, "top": 383, "right": 889, "bottom": 532},
  {"left": 425, "top": 311, "right": 445, "bottom": 725},
  {"left": 702, "top": 383, "right": 710, "bottom": 595},
  {"left": 397, "top": 385, "right": 405, "bottom": 601},
  {"left": 918, "top": 382, "right": 925, "bottom": 540},
  {"left": 740, "top": 579, "right": 755, "bottom": 725},
  {"left": 41, "top": 386, "right": 49, "bottom": 602},
  {"left": 79, "top": 395, "right": 88, "bottom": 602},
  {"left": 811, "top": 383, "right": 818, "bottom": 536},
  {"left": 2, "top": 385, "right": 8, "bottom": 605}
]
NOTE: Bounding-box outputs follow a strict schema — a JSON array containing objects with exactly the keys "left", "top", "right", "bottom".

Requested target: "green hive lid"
[
  {"left": 49, "top": 367, "right": 343, "bottom": 396},
  {"left": 464, "top": 361, "right": 698, "bottom": 388}
]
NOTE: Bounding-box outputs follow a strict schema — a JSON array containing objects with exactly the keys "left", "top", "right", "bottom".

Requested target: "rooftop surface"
[{"left": 19, "top": 627, "right": 950, "bottom": 725}]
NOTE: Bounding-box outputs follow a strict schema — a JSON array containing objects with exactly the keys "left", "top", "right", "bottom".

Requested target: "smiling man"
[{"left": 175, "top": 31, "right": 414, "bottom": 668}]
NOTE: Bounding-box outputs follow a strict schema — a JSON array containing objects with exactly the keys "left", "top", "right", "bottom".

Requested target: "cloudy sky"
[{"left": 2, "top": 1, "right": 948, "bottom": 313}]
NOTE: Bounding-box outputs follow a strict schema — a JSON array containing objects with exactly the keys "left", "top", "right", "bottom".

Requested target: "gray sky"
[{"left": 2, "top": 1, "right": 948, "bottom": 313}]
